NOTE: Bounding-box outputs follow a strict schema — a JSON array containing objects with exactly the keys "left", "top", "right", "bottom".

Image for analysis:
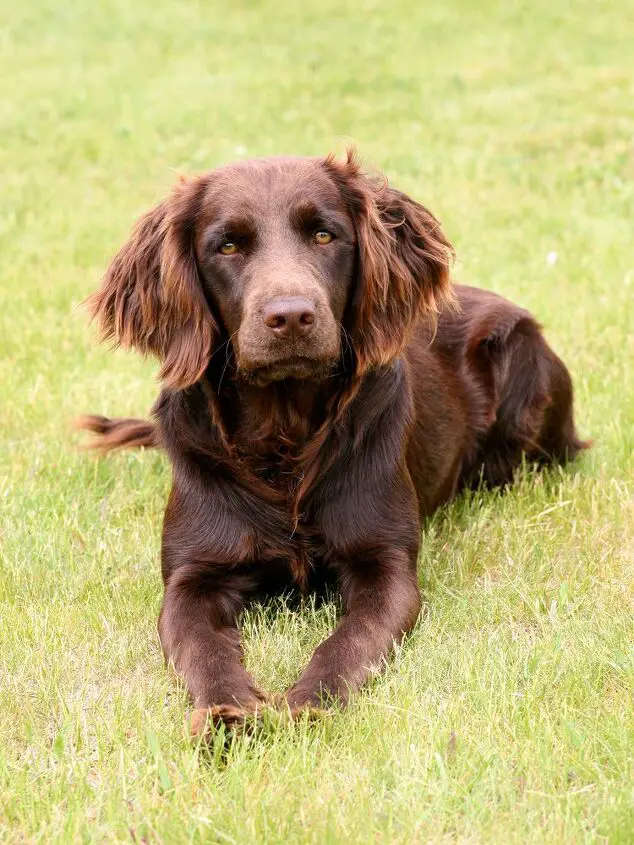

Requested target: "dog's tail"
[{"left": 75, "top": 415, "right": 161, "bottom": 453}]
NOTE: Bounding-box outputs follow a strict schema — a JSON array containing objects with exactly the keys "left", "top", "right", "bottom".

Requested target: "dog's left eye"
[
  {"left": 218, "top": 241, "right": 239, "bottom": 255},
  {"left": 313, "top": 230, "right": 334, "bottom": 245}
]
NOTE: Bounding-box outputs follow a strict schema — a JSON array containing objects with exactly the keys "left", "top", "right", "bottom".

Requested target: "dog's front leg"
[
  {"left": 158, "top": 566, "right": 267, "bottom": 734},
  {"left": 285, "top": 550, "right": 421, "bottom": 712}
]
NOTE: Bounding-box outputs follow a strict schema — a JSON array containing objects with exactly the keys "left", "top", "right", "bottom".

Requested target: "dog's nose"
[{"left": 262, "top": 297, "right": 316, "bottom": 339}]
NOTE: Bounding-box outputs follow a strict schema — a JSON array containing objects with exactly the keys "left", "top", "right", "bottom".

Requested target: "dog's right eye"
[{"left": 218, "top": 241, "right": 239, "bottom": 255}]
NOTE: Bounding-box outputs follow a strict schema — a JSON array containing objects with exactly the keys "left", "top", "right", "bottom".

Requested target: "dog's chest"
[
  {"left": 253, "top": 447, "right": 303, "bottom": 493},
  {"left": 250, "top": 456, "right": 329, "bottom": 591},
  {"left": 233, "top": 412, "right": 331, "bottom": 590}
]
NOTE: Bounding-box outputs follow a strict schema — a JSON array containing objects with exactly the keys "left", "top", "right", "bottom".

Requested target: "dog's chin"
[{"left": 238, "top": 356, "right": 337, "bottom": 387}]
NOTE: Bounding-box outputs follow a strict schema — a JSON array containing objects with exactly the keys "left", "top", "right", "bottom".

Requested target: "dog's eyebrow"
[
  {"left": 202, "top": 217, "right": 257, "bottom": 247},
  {"left": 289, "top": 201, "right": 350, "bottom": 232}
]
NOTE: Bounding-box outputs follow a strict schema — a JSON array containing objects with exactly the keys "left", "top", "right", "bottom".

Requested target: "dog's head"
[{"left": 89, "top": 151, "right": 454, "bottom": 388}]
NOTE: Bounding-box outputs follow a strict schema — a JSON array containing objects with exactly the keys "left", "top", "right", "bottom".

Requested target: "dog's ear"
[
  {"left": 324, "top": 150, "right": 455, "bottom": 376},
  {"left": 87, "top": 177, "right": 217, "bottom": 390}
]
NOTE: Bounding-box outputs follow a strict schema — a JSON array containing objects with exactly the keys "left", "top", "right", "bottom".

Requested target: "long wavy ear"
[
  {"left": 87, "top": 176, "right": 217, "bottom": 389},
  {"left": 324, "top": 150, "right": 455, "bottom": 376}
]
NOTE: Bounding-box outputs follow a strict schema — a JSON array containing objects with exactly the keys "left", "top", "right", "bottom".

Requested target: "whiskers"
[{"left": 214, "top": 330, "right": 239, "bottom": 393}]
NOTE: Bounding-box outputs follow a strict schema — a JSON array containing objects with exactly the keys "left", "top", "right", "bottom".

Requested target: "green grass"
[{"left": 1, "top": 0, "right": 633, "bottom": 841}]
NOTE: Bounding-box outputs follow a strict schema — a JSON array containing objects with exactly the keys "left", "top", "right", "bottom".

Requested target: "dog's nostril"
[
  {"left": 266, "top": 314, "right": 287, "bottom": 330},
  {"left": 262, "top": 297, "right": 316, "bottom": 339}
]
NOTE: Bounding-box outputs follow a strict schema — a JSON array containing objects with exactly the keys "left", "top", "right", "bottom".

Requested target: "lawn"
[{"left": 1, "top": 0, "right": 633, "bottom": 842}]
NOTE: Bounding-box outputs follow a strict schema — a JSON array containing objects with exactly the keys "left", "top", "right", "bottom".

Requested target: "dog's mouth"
[{"left": 239, "top": 356, "right": 337, "bottom": 386}]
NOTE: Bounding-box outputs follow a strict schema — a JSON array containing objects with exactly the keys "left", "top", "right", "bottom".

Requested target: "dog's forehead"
[{"left": 199, "top": 157, "right": 343, "bottom": 220}]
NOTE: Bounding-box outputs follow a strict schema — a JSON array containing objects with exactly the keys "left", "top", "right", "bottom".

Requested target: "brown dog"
[{"left": 79, "top": 151, "right": 587, "bottom": 731}]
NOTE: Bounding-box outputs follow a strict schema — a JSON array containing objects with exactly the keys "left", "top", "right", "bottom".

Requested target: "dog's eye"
[
  {"left": 218, "top": 241, "right": 239, "bottom": 255},
  {"left": 313, "top": 230, "right": 334, "bottom": 245}
]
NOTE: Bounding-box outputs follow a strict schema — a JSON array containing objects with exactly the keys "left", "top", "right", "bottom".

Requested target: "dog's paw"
[
  {"left": 287, "top": 704, "right": 332, "bottom": 722},
  {"left": 274, "top": 694, "right": 332, "bottom": 723},
  {"left": 188, "top": 703, "right": 263, "bottom": 737}
]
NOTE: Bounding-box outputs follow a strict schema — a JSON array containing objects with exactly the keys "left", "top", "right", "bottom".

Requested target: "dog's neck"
[
  {"left": 228, "top": 378, "right": 333, "bottom": 457},
  {"left": 189, "top": 359, "right": 358, "bottom": 504}
]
